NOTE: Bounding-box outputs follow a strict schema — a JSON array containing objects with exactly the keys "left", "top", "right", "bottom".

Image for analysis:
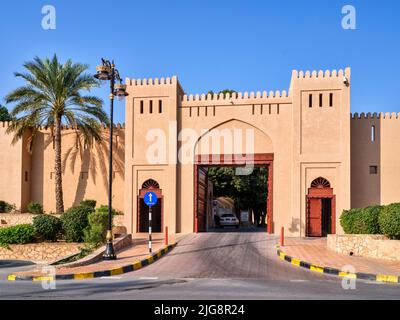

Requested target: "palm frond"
[{"left": 6, "top": 55, "right": 108, "bottom": 146}]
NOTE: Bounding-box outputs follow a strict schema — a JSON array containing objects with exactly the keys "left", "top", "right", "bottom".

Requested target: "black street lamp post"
[{"left": 94, "top": 59, "right": 128, "bottom": 260}]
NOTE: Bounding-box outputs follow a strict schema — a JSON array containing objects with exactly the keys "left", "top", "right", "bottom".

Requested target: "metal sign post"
[
  {"left": 148, "top": 206, "right": 152, "bottom": 253},
  {"left": 144, "top": 191, "right": 158, "bottom": 254}
]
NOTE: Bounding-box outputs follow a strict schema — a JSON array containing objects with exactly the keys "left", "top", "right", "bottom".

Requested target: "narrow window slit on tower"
[
  {"left": 319, "top": 94, "right": 323, "bottom": 107},
  {"left": 369, "top": 166, "right": 378, "bottom": 175},
  {"left": 309, "top": 94, "right": 313, "bottom": 108},
  {"left": 329, "top": 93, "right": 333, "bottom": 107},
  {"left": 277, "top": 104, "right": 280, "bottom": 114},
  {"left": 140, "top": 100, "right": 144, "bottom": 114},
  {"left": 371, "top": 125, "right": 376, "bottom": 142},
  {"left": 115, "top": 135, "right": 119, "bottom": 149},
  {"left": 159, "top": 100, "right": 162, "bottom": 113},
  {"left": 149, "top": 100, "right": 153, "bottom": 114},
  {"left": 25, "top": 171, "right": 28, "bottom": 182},
  {"left": 252, "top": 105, "right": 255, "bottom": 115}
]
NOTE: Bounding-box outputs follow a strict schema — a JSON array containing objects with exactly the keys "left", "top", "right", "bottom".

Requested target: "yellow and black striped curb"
[
  {"left": 276, "top": 245, "right": 400, "bottom": 284},
  {"left": 7, "top": 243, "right": 177, "bottom": 282}
]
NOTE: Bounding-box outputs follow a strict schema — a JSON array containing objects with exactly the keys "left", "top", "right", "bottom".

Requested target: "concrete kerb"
[
  {"left": 7, "top": 243, "right": 177, "bottom": 282},
  {"left": 276, "top": 245, "right": 400, "bottom": 284}
]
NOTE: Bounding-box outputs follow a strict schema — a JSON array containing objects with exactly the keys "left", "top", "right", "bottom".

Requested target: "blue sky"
[{"left": 0, "top": 0, "right": 399, "bottom": 123}]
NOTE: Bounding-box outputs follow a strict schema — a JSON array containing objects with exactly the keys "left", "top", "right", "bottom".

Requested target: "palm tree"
[{"left": 5, "top": 55, "right": 108, "bottom": 213}]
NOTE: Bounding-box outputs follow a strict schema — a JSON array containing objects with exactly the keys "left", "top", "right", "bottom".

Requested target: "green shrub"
[
  {"left": 60, "top": 205, "right": 92, "bottom": 242},
  {"left": 83, "top": 210, "right": 109, "bottom": 246},
  {"left": 340, "top": 206, "right": 383, "bottom": 235},
  {"left": 90, "top": 210, "right": 109, "bottom": 227},
  {"left": 378, "top": 203, "right": 400, "bottom": 239},
  {"left": 33, "top": 215, "right": 62, "bottom": 241},
  {"left": 27, "top": 202, "right": 44, "bottom": 215},
  {"left": 0, "top": 201, "right": 16, "bottom": 213},
  {"left": 83, "top": 224, "right": 105, "bottom": 246},
  {"left": 96, "top": 205, "right": 123, "bottom": 216},
  {"left": 79, "top": 199, "right": 97, "bottom": 210},
  {"left": 359, "top": 205, "right": 382, "bottom": 234},
  {"left": 0, "top": 224, "right": 35, "bottom": 247},
  {"left": 340, "top": 208, "right": 363, "bottom": 234}
]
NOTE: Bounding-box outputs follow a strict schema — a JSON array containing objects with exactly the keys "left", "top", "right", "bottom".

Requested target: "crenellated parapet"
[
  {"left": 0, "top": 121, "right": 12, "bottom": 128},
  {"left": 0, "top": 122, "right": 126, "bottom": 131},
  {"left": 351, "top": 112, "right": 400, "bottom": 120},
  {"left": 181, "top": 89, "right": 291, "bottom": 107},
  {"left": 292, "top": 68, "right": 351, "bottom": 79},
  {"left": 125, "top": 76, "right": 178, "bottom": 86}
]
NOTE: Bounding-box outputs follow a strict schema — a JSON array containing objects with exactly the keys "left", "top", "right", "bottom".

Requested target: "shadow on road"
[{"left": 0, "top": 260, "right": 35, "bottom": 269}]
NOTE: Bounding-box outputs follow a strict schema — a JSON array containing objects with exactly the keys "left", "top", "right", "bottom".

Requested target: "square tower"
[
  {"left": 290, "top": 68, "right": 351, "bottom": 236},
  {"left": 124, "top": 76, "right": 184, "bottom": 234}
]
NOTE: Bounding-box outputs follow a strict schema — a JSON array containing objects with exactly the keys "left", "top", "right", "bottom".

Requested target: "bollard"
[
  {"left": 280, "top": 227, "right": 285, "bottom": 247},
  {"left": 165, "top": 226, "right": 169, "bottom": 246}
]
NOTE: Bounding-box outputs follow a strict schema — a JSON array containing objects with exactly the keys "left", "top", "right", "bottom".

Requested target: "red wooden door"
[
  {"left": 308, "top": 198, "right": 322, "bottom": 237},
  {"left": 197, "top": 167, "right": 208, "bottom": 232}
]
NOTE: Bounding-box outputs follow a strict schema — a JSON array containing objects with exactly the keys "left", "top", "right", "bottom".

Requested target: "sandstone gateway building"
[{"left": 1, "top": 68, "right": 400, "bottom": 237}]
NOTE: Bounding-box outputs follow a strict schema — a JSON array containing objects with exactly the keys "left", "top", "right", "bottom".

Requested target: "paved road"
[
  {"left": 0, "top": 230, "right": 399, "bottom": 300},
  {"left": 131, "top": 231, "right": 327, "bottom": 280}
]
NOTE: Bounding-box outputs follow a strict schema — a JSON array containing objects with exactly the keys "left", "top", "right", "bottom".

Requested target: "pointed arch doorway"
[
  {"left": 306, "top": 177, "right": 336, "bottom": 237},
  {"left": 138, "top": 179, "right": 163, "bottom": 233}
]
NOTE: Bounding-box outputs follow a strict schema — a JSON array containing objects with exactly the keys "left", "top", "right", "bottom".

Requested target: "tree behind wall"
[
  {"left": 0, "top": 105, "right": 12, "bottom": 121},
  {"left": 207, "top": 167, "right": 268, "bottom": 225},
  {"left": 5, "top": 55, "right": 109, "bottom": 213}
]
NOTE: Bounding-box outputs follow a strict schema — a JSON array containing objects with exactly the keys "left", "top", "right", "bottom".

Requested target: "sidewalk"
[
  {"left": 10, "top": 233, "right": 181, "bottom": 280},
  {"left": 281, "top": 238, "right": 400, "bottom": 277}
]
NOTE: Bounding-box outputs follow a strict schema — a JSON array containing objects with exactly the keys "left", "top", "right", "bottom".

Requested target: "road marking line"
[
  {"left": 365, "top": 281, "right": 387, "bottom": 285},
  {"left": 139, "top": 277, "right": 159, "bottom": 280},
  {"left": 101, "top": 276, "right": 122, "bottom": 280}
]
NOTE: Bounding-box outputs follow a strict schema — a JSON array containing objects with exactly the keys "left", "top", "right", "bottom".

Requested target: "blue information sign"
[{"left": 144, "top": 191, "right": 158, "bottom": 207}]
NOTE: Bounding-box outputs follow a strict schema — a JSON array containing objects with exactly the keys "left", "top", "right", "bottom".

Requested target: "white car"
[{"left": 219, "top": 214, "right": 240, "bottom": 228}]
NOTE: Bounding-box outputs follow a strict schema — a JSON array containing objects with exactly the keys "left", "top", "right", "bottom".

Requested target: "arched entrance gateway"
[
  {"left": 193, "top": 119, "right": 274, "bottom": 234},
  {"left": 138, "top": 179, "right": 163, "bottom": 233},
  {"left": 306, "top": 177, "right": 336, "bottom": 237}
]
